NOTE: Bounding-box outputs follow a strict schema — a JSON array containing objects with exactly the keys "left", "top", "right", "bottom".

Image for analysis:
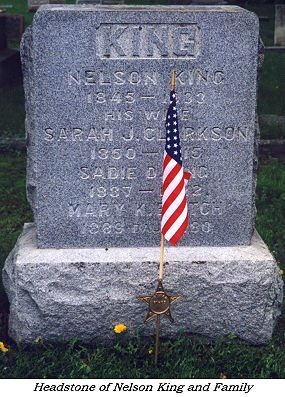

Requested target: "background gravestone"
[
  {"left": 28, "top": 0, "right": 66, "bottom": 13},
  {"left": 3, "top": 4, "right": 283, "bottom": 345},
  {"left": 0, "top": 15, "right": 22, "bottom": 86},
  {"left": 274, "top": 4, "right": 285, "bottom": 46},
  {"left": 5, "top": 14, "right": 24, "bottom": 42}
]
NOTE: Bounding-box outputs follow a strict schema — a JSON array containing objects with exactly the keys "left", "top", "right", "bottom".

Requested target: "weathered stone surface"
[
  {"left": 3, "top": 224, "right": 283, "bottom": 344},
  {"left": 274, "top": 5, "right": 285, "bottom": 46},
  {"left": 22, "top": 5, "right": 260, "bottom": 249}
]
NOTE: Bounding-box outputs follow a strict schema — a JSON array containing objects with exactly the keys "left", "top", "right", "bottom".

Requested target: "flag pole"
[
  {"left": 170, "top": 70, "right": 176, "bottom": 91},
  {"left": 158, "top": 234, "right": 165, "bottom": 280},
  {"left": 137, "top": 70, "right": 182, "bottom": 368},
  {"left": 155, "top": 71, "right": 176, "bottom": 365},
  {"left": 159, "top": 71, "right": 175, "bottom": 282},
  {"left": 154, "top": 315, "right": 161, "bottom": 366},
  {"left": 156, "top": 232, "right": 164, "bottom": 366}
]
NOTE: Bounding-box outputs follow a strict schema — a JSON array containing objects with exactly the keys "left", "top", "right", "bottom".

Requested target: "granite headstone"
[
  {"left": 3, "top": 4, "right": 283, "bottom": 345},
  {"left": 274, "top": 5, "right": 285, "bottom": 46},
  {"left": 24, "top": 4, "right": 259, "bottom": 249}
]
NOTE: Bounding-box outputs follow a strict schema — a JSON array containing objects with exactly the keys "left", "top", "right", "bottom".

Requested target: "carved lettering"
[
  {"left": 146, "top": 27, "right": 169, "bottom": 57},
  {"left": 44, "top": 127, "right": 113, "bottom": 142},
  {"left": 89, "top": 186, "right": 132, "bottom": 198},
  {"left": 79, "top": 166, "right": 137, "bottom": 180},
  {"left": 173, "top": 26, "right": 200, "bottom": 58},
  {"left": 85, "top": 222, "right": 125, "bottom": 235},
  {"left": 69, "top": 70, "right": 157, "bottom": 87},
  {"left": 102, "top": 26, "right": 127, "bottom": 57},
  {"left": 96, "top": 24, "right": 201, "bottom": 59},
  {"left": 146, "top": 167, "right": 157, "bottom": 179},
  {"left": 91, "top": 147, "right": 136, "bottom": 160},
  {"left": 183, "top": 126, "right": 248, "bottom": 142}
]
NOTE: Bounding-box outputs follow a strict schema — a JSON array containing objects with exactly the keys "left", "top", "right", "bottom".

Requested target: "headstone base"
[{"left": 3, "top": 223, "right": 283, "bottom": 345}]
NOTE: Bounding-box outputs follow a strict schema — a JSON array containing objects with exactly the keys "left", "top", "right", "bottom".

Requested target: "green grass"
[
  {"left": 0, "top": 86, "right": 25, "bottom": 137},
  {"left": 0, "top": 332, "right": 285, "bottom": 379},
  {"left": 255, "top": 157, "right": 285, "bottom": 267},
  {"left": 0, "top": 153, "right": 284, "bottom": 379},
  {"left": 258, "top": 53, "right": 285, "bottom": 116},
  {"left": 0, "top": 153, "right": 32, "bottom": 287},
  {"left": 261, "top": 118, "right": 285, "bottom": 140}
]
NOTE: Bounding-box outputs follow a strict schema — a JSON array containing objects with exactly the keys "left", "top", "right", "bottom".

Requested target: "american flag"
[{"left": 161, "top": 89, "right": 191, "bottom": 246}]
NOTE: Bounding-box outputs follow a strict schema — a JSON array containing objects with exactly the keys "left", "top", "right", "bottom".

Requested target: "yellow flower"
[
  {"left": 35, "top": 337, "right": 41, "bottom": 343},
  {"left": 81, "top": 362, "right": 88, "bottom": 368},
  {"left": 0, "top": 342, "right": 9, "bottom": 353},
  {"left": 114, "top": 324, "right": 127, "bottom": 333},
  {"left": 148, "top": 349, "right": 153, "bottom": 354},
  {"left": 280, "top": 269, "right": 284, "bottom": 275}
]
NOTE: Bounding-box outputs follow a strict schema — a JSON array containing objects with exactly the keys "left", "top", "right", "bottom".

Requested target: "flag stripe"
[
  {"left": 162, "top": 166, "right": 183, "bottom": 198},
  {"left": 169, "top": 215, "right": 189, "bottom": 246},
  {"left": 163, "top": 156, "right": 177, "bottom": 183},
  {"left": 164, "top": 205, "right": 188, "bottom": 243},
  {"left": 162, "top": 178, "right": 184, "bottom": 218},
  {"left": 162, "top": 163, "right": 182, "bottom": 195},
  {"left": 162, "top": 195, "right": 187, "bottom": 233}
]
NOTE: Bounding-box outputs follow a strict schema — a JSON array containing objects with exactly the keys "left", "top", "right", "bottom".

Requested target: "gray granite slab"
[
  {"left": 21, "top": 5, "right": 260, "bottom": 248},
  {"left": 3, "top": 224, "right": 283, "bottom": 344}
]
